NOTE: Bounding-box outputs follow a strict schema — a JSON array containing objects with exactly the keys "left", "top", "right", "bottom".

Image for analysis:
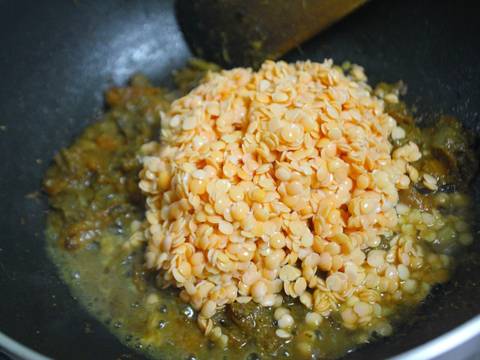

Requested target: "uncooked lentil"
[{"left": 45, "top": 60, "right": 477, "bottom": 360}]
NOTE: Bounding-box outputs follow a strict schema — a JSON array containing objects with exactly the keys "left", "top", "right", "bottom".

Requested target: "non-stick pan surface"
[{"left": 0, "top": 0, "right": 479, "bottom": 359}]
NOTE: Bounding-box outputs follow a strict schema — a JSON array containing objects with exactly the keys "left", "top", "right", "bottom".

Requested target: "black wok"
[{"left": 0, "top": 0, "right": 479, "bottom": 359}]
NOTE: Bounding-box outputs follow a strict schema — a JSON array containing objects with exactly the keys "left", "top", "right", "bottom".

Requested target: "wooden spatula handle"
[{"left": 176, "top": 0, "right": 368, "bottom": 68}]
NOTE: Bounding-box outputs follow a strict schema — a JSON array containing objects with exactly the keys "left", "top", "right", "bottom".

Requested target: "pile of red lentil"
[{"left": 135, "top": 60, "right": 470, "bottom": 345}]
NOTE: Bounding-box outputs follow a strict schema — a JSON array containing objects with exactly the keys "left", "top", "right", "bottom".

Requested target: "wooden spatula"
[{"left": 176, "top": 0, "right": 368, "bottom": 68}]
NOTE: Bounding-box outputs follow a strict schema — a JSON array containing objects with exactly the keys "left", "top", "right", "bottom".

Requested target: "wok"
[{"left": 0, "top": 0, "right": 479, "bottom": 359}]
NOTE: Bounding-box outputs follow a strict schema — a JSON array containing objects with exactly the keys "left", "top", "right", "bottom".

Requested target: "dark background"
[{"left": 0, "top": 0, "right": 479, "bottom": 359}]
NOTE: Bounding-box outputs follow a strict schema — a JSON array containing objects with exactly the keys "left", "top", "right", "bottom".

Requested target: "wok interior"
[{"left": 0, "top": 0, "right": 479, "bottom": 359}]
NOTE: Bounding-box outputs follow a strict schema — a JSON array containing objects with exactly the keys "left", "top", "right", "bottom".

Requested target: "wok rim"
[
  {"left": 0, "top": 332, "right": 49, "bottom": 360},
  {"left": 1, "top": 315, "right": 479, "bottom": 359}
]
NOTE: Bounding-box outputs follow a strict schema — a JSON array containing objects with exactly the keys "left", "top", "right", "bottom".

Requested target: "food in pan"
[{"left": 44, "top": 59, "right": 477, "bottom": 359}]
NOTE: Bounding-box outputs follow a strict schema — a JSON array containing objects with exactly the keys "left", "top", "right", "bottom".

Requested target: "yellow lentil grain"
[
  {"left": 286, "top": 181, "right": 303, "bottom": 196},
  {"left": 278, "top": 313, "right": 294, "bottom": 329},
  {"left": 253, "top": 204, "right": 269, "bottom": 221},
  {"left": 201, "top": 300, "right": 217, "bottom": 318},
  {"left": 275, "top": 329, "right": 292, "bottom": 339},
  {"left": 318, "top": 252, "right": 333, "bottom": 271},
  {"left": 305, "top": 312, "right": 322, "bottom": 328},
  {"left": 218, "top": 221, "right": 234, "bottom": 235},
  {"left": 231, "top": 202, "right": 249, "bottom": 221},
  {"left": 189, "top": 178, "right": 207, "bottom": 195},
  {"left": 367, "top": 250, "right": 386, "bottom": 268},
  {"left": 356, "top": 174, "right": 370, "bottom": 189},
  {"left": 157, "top": 171, "right": 171, "bottom": 190},
  {"left": 353, "top": 301, "right": 372, "bottom": 317},
  {"left": 341, "top": 308, "right": 358, "bottom": 324},
  {"left": 391, "top": 126, "right": 405, "bottom": 140},
  {"left": 274, "top": 307, "right": 289, "bottom": 320},
  {"left": 294, "top": 277, "right": 307, "bottom": 296},
  {"left": 229, "top": 186, "right": 245, "bottom": 202},
  {"left": 326, "top": 273, "right": 346, "bottom": 292},
  {"left": 251, "top": 280, "right": 268, "bottom": 299},
  {"left": 280, "top": 123, "right": 303, "bottom": 143},
  {"left": 250, "top": 188, "right": 266, "bottom": 203},
  {"left": 300, "top": 291, "right": 313, "bottom": 309},
  {"left": 265, "top": 249, "right": 285, "bottom": 270},
  {"left": 270, "top": 232, "right": 286, "bottom": 249},
  {"left": 275, "top": 167, "right": 291, "bottom": 182}
]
